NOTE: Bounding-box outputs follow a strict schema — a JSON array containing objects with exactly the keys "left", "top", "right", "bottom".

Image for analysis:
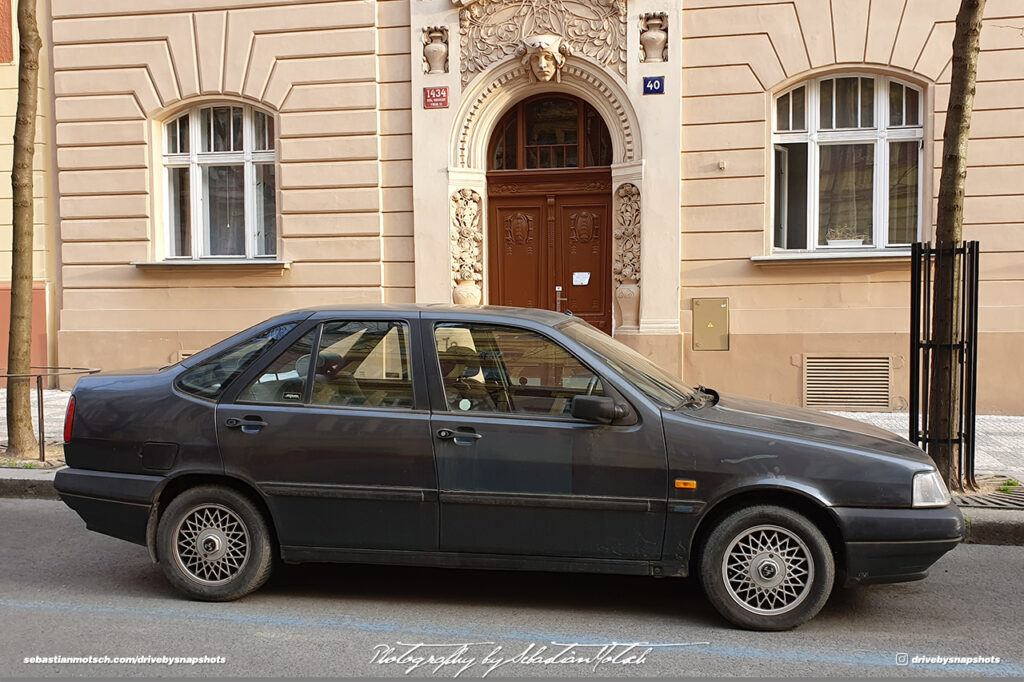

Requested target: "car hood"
[{"left": 681, "top": 393, "right": 934, "bottom": 466}]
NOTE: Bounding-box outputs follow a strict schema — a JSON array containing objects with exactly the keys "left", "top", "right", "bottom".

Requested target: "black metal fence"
[
  {"left": 909, "top": 241, "right": 980, "bottom": 489},
  {"left": 1, "top": 366, "right": 100, "bottom": 461}
]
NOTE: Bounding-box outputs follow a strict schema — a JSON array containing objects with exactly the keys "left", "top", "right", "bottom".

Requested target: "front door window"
[{"left": 434, "top": 323, "right": 603, "bottom": 417}]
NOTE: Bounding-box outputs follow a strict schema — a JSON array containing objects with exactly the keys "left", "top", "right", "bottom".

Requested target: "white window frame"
[
  {"left": 771, "top": 75, "right": 923, "bottom": 252},
  {"left": 163, "top": 104, "right": 277, "bottom": 260}
]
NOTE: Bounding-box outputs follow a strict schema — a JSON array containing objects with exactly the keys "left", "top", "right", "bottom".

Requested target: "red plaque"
[{"left": 423, "top": 86, "right": 449, "bottom": 109}]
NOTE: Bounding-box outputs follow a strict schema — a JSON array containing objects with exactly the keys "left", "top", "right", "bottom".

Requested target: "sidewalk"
[{"left": 2, "top": 390, "right": 1022, "bottom": 544}]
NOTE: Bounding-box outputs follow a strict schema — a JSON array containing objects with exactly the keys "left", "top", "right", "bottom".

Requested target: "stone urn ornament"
[
  {"left": 423, "top": 26, "right": 449, "bottom": 74},
  {"left": 640, "top": 13, "right": 668, "bottom": 63}
]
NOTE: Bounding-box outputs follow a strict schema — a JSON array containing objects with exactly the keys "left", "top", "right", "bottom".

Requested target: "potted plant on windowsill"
[{"left": 824, "top": 224, "right": 865, "bottom": 247}]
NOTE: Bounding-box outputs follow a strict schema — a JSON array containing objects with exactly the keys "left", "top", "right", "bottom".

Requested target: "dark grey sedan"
[{"left": 55, "top": 305, "right": 962, "bottom": 630}]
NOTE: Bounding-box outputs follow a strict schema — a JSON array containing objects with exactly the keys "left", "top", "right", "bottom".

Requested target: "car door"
[
  {"left": 422, "top": 315, "right": 667, "bottom": 560},
  {"left": 216, "top": 313, "right": 438, "bottom": 553}
]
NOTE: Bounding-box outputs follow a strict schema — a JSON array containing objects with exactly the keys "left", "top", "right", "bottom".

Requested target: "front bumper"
[
  {"left": 833, "top": 504, "right": 964, "bottom": 586},
  {"left": 54, "top": 468, "right": 164, "bottom": 546}
]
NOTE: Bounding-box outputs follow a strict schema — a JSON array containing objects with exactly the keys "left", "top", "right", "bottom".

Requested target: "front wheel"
[
  {"left": 699, "top": 505, "right": 834, "bottom": 630},
  {"left": 157, "top": 485, "right": 274, "bottom": 601}
]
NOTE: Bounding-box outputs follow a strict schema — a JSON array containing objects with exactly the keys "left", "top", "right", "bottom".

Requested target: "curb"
[
  {"left": 962, "top": 508, "right": 1024, "bottom": 546},
  {"left": 0, "top": 471, "right": 60, "bottom": 500},
  {"left": 1, "top": 471, "right": 1022, "bottom": 545}
]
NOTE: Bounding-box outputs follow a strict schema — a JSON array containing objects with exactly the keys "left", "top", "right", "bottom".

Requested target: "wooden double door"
[{"left": 486, "top": 169, "right": 613, "bottom": 332}]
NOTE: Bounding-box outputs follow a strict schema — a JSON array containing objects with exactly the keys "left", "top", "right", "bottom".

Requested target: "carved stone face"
[
  {"left": 530, "top": 51, "right": 558, "bottom": 81},
  {"left": 520, "top": 34, "right": 567, "bottom": 83}
]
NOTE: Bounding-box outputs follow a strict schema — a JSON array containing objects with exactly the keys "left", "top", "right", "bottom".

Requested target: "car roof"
[{"left": 290, "top": 303, "right": 573, "bottom": 326}]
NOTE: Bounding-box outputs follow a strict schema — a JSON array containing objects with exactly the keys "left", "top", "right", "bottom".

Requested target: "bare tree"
[
  {"left": 5, "top": 0, "right": 43, "bottom": 458},
  {"left": 928, "top": 0, "right": 986, "bottom": 489}
]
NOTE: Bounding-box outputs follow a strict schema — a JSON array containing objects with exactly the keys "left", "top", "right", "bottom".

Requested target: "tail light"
[{"left": 63, "top": 395, "right": 76, "bottom": 443}]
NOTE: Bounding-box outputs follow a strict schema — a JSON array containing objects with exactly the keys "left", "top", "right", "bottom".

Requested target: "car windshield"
[{"left": 558, "top": 318, "right": 694, "bottom": 409}]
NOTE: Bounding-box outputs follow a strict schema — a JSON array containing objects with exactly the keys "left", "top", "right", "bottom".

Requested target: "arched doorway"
[{"left": 486, "top": 94, "right": 614, "bottom": 332}]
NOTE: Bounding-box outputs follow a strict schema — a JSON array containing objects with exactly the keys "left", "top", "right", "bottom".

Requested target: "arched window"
[
  {"left": 163, "top": 103, "right": 277, "bottom": 259},
  {"left": 772, "top": 75, "right": 923, "bottom": 251},
  {"left": 489, "top": 95, "right": 612, "bottom": 170}
]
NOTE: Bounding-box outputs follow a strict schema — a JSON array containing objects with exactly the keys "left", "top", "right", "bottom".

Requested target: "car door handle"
[
  {"left": 436, "top": 428, "right": 482, "bottom": 444},
  {"left": 225, "top": 416, "right": 269, "bottom": 433}
]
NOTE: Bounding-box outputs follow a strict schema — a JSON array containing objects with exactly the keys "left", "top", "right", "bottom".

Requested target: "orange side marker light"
[{"left": 674, "top": 479, "right": 697, "bottom": 490}]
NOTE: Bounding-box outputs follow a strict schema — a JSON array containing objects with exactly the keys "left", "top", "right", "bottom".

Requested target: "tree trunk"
[
  {"left": 927, "top": 0, "right": 985, "bottom": 490},
  {"left": 6, "top": 0, "right": 42, "bottom": 458}
]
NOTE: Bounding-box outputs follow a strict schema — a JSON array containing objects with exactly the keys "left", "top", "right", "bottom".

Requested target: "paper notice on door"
[{"left": 572, "top": 272, "right": 591, "bottom": 286}]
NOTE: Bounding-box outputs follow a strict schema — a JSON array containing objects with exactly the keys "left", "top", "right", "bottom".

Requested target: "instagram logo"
[{"left": 896, "top": 653, "right": 910, "bottom": 666}]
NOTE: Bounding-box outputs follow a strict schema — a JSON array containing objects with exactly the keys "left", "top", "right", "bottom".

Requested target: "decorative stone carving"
[
  {"left": 457, "top": 0, "right": 627, "bottom": 88},
  {"left": 517, "top": 34, "right": 571, "bottom": 83},
  {"left": 456, "top": 62, "right": 636, "bottom": 167},
  {"left": 639, "top": 13, "right": 668, "bottom": 63},
  {"left": 613, "top": 183, "right": 641, "bottom": 328},
  {"left": 423, "top": 26, "right": 449, "bottom": 74},
  {"left": 570, "top": 211, "right": 599, "bottom": 245},
  {"left": 450, "top": 189, "right": 484, "bottom": 305},
  {"left": 504, "top": 212, "right": 535, "bottom": 251}
]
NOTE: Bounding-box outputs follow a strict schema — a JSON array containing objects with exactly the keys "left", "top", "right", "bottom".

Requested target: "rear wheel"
[
  {"left": 699, "top": 505, "right": 834, "bottom": 630},
  {"left": 157, "top": 485, "right": 274, "bottom": 601}
]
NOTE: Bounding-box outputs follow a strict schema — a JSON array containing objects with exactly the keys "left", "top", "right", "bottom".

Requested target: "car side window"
[
  {"left": 310, "top": 321, "right": 413, "bottom": 408},
  {"left": 236, "top": 329, "right": 318, "bottom": 405},
  {"left": 175, "top": 323, "right": 297, "bottom": 400},
  {"left": 434, "top": 323, "right": 603, "bottom": 417}
]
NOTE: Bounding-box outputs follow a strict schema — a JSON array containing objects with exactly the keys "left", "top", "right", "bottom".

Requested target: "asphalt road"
[{"left": 2, "top": 499, "right": 1022, "bottom": 679}]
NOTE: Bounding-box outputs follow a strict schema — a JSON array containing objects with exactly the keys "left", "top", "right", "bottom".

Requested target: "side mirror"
[{"left": 571, "top": 395, "right": 627, "bottom": 424}]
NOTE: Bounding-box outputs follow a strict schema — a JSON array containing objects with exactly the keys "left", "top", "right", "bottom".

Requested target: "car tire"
[
  {"left": 699, "top": 505, "right": 834, "bottom": 631},
  {"left": 157, "top": 485, "right": 274, "bottom": 601}
]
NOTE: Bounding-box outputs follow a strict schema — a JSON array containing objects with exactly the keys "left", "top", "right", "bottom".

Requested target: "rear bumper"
[
  {"left": 833, "top": 504, "right": 964, "bottom": 587},
  {"left": 54, "top": 468, "right": 163, "bottom": 546}
]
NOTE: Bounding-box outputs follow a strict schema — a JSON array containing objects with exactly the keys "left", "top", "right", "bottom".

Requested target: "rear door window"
[
  {"left": 175, "top": 323, "right": 297, "bottom": 400},
  {"left": 235, "top": 320, "right": 414, "bottom": 409}
]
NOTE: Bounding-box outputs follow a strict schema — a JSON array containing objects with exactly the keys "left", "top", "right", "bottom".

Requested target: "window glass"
[
  {"left": 166, "top": 105, "right": 277, "bottom": 259},
  {"left": 203, "top": 106, "right": 243, "bottom": 153},
  {"left": 310, "top": 321, "right": 413, "bottom": 408},
  {"left": 237, "top": 329, "right": 317, "bottom": 404},
  {"left": 860, "top": 77, "right": 874, "bottom": 127},
  {"left": 774, "top": 76, "right": 921, "bottom": 251},
  {"left": 889, "top": 81, "right": 904, "bottom": 126},
  {"left": 773, "top": 143, "right": 808, "bottom": 249},
  {"left": 559, "top": 318, "right": 691, "bottom": 408},
  {"left": 819, "top": 79, "right": 834, "bottom": 129},
  {"left": 791, "top": 86, "right": 806, "bottom": 130},
  {"left": 434, "top": 323, "right": 602, "bottom": 417},
  {"left": 176, "top": 323, "right": 297, "bottom": 400},
  {"left": 168, "top": 167, "right": 191, "bottom": 257},
  {"left": 888, "top": 140, "right": 919, "bottom": 244},
  {"left": 255, "top": 164, "right": 277, "bottom": 256},
  {"left": 776, "top": 92, "right": 790, "bottom": 131},
  {"left": 835, "top": 77, "right": 859, "bottom": 128},
  {"left": 818, "top": 143, "right": 874, "bottom": 246},
  {"left": 905, "top": 86, "right": 920, "bottom": 126},
  {"left": 203, "top": 165, "right": 246, "bottom": 256},
  {"left": 524, "top": 97, "right": 579, "bottom": 169}
]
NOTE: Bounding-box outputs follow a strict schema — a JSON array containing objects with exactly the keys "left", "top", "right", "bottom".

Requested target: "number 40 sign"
[{"left": 643, "top": 76, "right": 665, "bottom": 95}]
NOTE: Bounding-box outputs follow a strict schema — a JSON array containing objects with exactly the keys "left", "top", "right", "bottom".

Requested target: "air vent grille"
[{"left": 803, "top": 355, "right": 892, "bottom": 411}]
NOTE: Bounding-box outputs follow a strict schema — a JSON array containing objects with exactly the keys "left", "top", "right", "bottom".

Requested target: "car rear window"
[{"left": 175, "top": 323, "right": 297, "bottom": 401}]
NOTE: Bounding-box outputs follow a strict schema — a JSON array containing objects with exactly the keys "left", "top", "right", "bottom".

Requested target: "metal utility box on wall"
[{"left": 692, "top": 298, "right": 729, "bottom": 351}]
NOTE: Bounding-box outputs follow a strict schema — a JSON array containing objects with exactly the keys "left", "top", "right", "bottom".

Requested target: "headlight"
[{"left": 912, "top": 470, "right": 952, "bottom": 508}]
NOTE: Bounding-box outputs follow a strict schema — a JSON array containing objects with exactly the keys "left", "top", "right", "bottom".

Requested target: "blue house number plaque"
[{"left": 643, "top": 76, "right": 665, "bottom": 95}]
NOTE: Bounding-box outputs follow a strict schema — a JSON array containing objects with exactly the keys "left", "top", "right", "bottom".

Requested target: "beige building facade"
[
  {"left": 1, "top": 0, "right": 56, "bottom": 370},
  {"left": 45, "top": 0, "right": 1024, "bottom": 413}
]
